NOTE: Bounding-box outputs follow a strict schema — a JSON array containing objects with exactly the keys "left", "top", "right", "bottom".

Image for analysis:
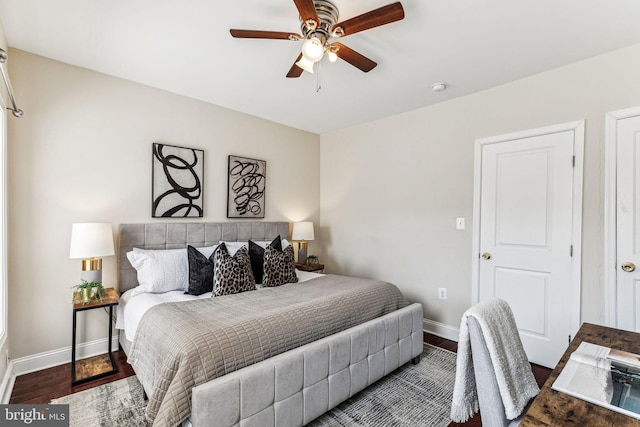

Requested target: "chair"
[
  {"left": 450, "top": 298, "right": 539, "bottom": 426},
  {"left": 468, "top": 316, "right": 531, "bottom": 427}
]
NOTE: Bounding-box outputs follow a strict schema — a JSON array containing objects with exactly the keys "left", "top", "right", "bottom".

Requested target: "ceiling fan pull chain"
[{"left": 316, "top": 61, "right": 322, "bottom": 93}]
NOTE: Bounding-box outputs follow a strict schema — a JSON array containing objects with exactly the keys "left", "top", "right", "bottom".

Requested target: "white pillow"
[
  {"left": 219, "top": 241, "right": 248, "bottom": 256},
  {"left": 221, "top": 239, "right": 290, "bottom": 254},
  {"left": 196, "top": 244, "right": 219, "bottom": 258},
  {"left": 254, "top": 241, "right": 271, "bottom": 249},
  {"left": 127, "top": 247, "right": 189, "bottom": 296}
]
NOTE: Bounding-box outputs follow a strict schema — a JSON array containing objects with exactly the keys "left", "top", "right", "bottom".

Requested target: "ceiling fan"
[{"left": 230, "top": 0, "right": 405, "bottom": 77}]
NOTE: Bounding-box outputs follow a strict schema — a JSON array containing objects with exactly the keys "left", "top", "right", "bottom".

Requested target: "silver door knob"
[
  {"left": 621, "top": 262, "right": 636, "bottom": 272},
  {"left": 481, "top": 252, "right": 492, "bottom": 260}
]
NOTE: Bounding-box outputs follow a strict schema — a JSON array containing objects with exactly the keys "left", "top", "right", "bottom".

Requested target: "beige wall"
[
  {"left": 0, "top": 20, "right": 9, "bottom": 388},
  {"left": 7, "top": 49, "right": 320, "bottom": 359},
  {"left": 7, "top": 41, "right": 640, "bottom": 360},
  {"left": 320, "top": 43, "right": 640, "bottom": 330}
]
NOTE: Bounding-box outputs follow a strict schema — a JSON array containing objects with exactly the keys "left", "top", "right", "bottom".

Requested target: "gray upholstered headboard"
[{"left": 118, "top": 222, "right": 290, "bottom": 294}]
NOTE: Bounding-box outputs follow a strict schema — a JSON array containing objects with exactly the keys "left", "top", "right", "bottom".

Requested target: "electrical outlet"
[{"left": 438, "top": 288, "right": 447, "bottom": 300}]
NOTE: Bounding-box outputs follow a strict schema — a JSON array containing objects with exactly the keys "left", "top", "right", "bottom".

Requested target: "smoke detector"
[{"left": 432, "top": 82, "right": 447, "bottom": 92}]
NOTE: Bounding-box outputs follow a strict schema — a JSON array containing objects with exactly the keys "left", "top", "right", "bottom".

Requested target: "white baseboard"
[
  {"left": 0, "top": 359, "right": 14, "bottom": 404},
  {"left": 12, "top": 335, "right": 120, "bottom": 377},
  {"left": 423, "top": 318, "right": 459, "bottom": 342}
]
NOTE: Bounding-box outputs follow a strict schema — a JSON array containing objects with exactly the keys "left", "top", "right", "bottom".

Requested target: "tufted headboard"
[{"left": 118, "top": 222, "right": 290, "bottom": 294}]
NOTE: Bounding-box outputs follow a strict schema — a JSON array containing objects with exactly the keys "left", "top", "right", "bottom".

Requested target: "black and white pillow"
[
  {"left": 262, "top": 245, "right": 298, "bottom": 287},
  {"left": 248, "top": 236, "right": 282, "bottom": 284},
  {"left": 213, "top": 243, "right": 256, "bottom": 296},
  {"left": 186, "top": 245, "right": 215, "bottom": 296}
]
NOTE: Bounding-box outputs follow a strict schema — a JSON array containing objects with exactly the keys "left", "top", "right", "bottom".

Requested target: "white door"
[
  {"left": 474, "top": 121, "right": 584, "bottom": 368},
  {"left": 609, "top": 112, "right": 640, "bottom": 331}
]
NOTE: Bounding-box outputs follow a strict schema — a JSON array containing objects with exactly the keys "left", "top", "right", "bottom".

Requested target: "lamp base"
[
  {"left": 81, "top": 257, "right": 102, "bottom": 271},
  {"left": 297, "top": 242, "right": 308, "bottom": 265},
  {"left": 81, "top": 257, "right": 103, "bottom": 283},
  {"left": 81, "top": 269, "right": 102, "bottom": 284}
]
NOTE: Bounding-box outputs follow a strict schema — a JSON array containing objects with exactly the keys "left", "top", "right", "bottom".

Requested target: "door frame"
[
  {"left": 604, "top": 106, "right": 640, "bottom": 327},
  {"left": 471, "top": 120, "right": 585, "bottom": 335}
]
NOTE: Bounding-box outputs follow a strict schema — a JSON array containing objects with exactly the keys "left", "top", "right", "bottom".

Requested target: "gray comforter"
[{"left": 127, "top": 274, "right": 409, "bottom": 426}]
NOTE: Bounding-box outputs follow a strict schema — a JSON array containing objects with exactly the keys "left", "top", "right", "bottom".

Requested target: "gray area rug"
[
  {"left": 310, "top": 344, "right": 456, "bottom": 427},
  {"left": 52, "top": 375, "right": 149, "bottom": 426},
  {"left": 52, "top": 344, "right": 455, "bottom": 427}
]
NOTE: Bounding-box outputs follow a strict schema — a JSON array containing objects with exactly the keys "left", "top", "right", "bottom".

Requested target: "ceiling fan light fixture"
[
  {"left": 327, "top": 51, "right": 338, "bottom": 62},
  {"left": 301, "top": 37, "right": 324, "bottom": 63},
  {"left": 296, "top": 56, "right": 315, "bottom": 74}
]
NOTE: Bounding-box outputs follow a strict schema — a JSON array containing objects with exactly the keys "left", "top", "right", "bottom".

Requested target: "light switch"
[{"left": 456, "top": 218, "right": 465, "bottom": 230}]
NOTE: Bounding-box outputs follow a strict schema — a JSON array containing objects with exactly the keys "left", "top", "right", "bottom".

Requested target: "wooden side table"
[
  {"left": 521, "top": 323, "right": 640, "bottom": 426},
  {"left": 71, "top": 287, "right": 119, "bottom": 385},
  {"left": 295, "top": 263, "right": 325, "bottom": 274}
]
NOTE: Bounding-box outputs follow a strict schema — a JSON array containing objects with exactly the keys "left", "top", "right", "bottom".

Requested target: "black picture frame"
[
  {"left": 152, "top": 143, "right": 204, "bottom": 218},
  {"left": 227, "top": 155, "right": 266, "bottom": 218}
]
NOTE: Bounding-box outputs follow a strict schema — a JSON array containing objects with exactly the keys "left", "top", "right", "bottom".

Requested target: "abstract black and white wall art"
[
  {"left": 152, "top": 143, "right": 204, "bottom": 218},
  {"left": 227, "top": 155, "right": 266, "bottom": 218}
]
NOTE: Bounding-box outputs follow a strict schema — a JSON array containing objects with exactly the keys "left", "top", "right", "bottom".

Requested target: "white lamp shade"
[
  {"left": 295, "top": 56, "right": 315, "bottom": 74},
  {"left": 292, "top": 222, "right": 315, "bottom": 241},
  {"left": 69, "top": 223, "right": 115, "bottom": 259},
  {"left": 301, "top": 37, "right": 324, "bottom": 63}
]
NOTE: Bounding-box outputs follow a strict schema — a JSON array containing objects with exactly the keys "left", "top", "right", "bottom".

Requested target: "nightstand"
[
  {"left": 71, "top": 287, "right": 119, "bottom": 385},
  {"left": 295, "top": 263, "right": 325, "bottom": 274}
]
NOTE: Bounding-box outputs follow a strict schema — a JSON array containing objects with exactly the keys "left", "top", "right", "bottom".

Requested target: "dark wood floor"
[
  {"left": 9, "top": 349, "right": 134, "bottom": 404},
  {"left": 10, "top": 334, "right": 551, "bottom": 426}
]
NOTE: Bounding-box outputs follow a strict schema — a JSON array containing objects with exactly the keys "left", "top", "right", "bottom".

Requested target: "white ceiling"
[{"left": 0, "top": 0, "right": 639, "bottom": 134}]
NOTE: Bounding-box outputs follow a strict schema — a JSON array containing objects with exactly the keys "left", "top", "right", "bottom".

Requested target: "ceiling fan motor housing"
[{"left": 301, "top": 0, "right": 339, "bottom": 40}]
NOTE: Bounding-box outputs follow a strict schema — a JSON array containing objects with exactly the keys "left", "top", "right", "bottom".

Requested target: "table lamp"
[
  {"left": 292, "top": 221, "right": 314, "bottom": 264},
  {"left": 69, "top": 223, "right": 114, "bottom": 283}
]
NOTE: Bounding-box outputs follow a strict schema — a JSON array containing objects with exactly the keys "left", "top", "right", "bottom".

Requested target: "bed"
[{"left": 116, "top": 222, "right": 423, "bottom": 426}]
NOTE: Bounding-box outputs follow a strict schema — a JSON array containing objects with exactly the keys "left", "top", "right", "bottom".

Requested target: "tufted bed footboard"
[{"left": 191, "top": 302, "right": 424, "bottom": 427}]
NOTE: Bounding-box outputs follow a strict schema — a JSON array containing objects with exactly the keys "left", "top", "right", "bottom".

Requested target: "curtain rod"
[{"left": 0, "top": 48, "right": 22, "bottom": 118}]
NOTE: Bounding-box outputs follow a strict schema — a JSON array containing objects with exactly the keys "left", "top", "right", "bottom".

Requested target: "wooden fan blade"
[
  {"left": 286, "top": 54, "right": 304, "bottom": 78},
  {"left": 333, "top": 43, "right": 377, "bottom": 72},
  {"left": 230, "top": 29, "right": 301, "bottom": 40},
  {"left": 332, "top": 2, "right": 404, "bottom": 37},
  {"left": 293, "top": 0, "right": 319, "bottom": 26}
]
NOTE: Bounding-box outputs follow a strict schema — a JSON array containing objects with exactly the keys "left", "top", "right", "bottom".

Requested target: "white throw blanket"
[{"left": 450, "top": 298, "right": 540, "bottom": 422}]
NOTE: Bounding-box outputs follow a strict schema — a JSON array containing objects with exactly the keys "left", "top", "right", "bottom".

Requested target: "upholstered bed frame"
[
  {"left": 192, "top": 303, "right": 424, "bottom": 427},
  {"left": 117, "top": 222, "right": 423, "bottom": 427}
]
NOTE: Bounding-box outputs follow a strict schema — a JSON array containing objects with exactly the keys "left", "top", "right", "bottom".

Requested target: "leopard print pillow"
[
  {"left": 262, "top": 244, "right": 299, "bottom": 287},
  {"left": 212, "top": 244, "right": 256, "bottom": 297}
]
